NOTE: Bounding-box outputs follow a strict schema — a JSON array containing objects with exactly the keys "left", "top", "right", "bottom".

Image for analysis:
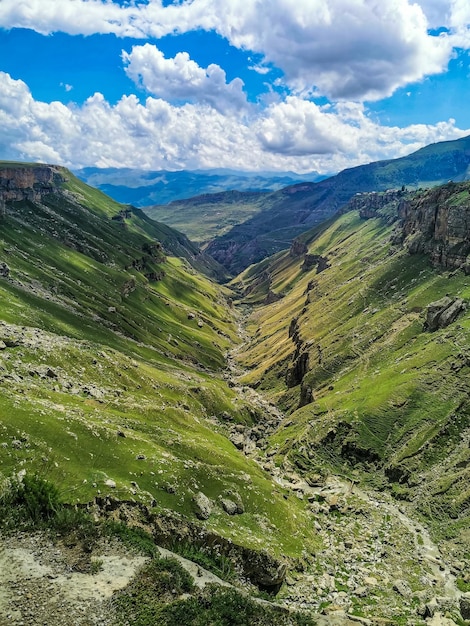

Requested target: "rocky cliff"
[
  {"left": 348, "top": 188, "right": 406, "bottom": 220},
  {"left": 0, "top": 164, "right": 65, "bottom": 205},
  {"left": 394, "top": 181, "right": 470, "bottom": 271}
]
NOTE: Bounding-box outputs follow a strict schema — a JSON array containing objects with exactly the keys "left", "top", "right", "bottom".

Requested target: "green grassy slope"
[
  {"left": 145, "top": 190, "right": 269, "bottom": 245},
  {"left": 0, "top": 164, "right": 317, "bottom": 560},
  {"left": 232, "top": 206, "right": 470, "bottom": 548}
]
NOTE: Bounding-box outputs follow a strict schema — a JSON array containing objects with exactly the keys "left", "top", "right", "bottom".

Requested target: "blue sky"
[{"left": 0, "top": 0, "right": 470, "bottom": 174}]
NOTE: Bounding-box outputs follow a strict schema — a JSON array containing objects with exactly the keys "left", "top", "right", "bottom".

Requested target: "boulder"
[
  {"left": 192, "top": 491, "right": 213, "bottom": 520},
  {"left": 243, "top": 552, "right": 287, "bottom": 593},
  {"left": 219, "top": 490, "right": 244, "bottom": 515},
  {"left": 424, "top": 297, "right": 465, "bottom": 331},
  {"left": 220, "top": 498, "right": 238, "bottom": 515},
  {"left": 460, "top": 594, "right": 470, "bottom": 620}
]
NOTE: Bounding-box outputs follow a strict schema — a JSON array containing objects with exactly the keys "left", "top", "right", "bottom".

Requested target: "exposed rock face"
[
  {"left": 0, "top": 262, "right": 9, "bottom": 278},
  {"left": 396, "top": 182, "right": 470, "bottom": 271},
  {"left": 111, "top": 208, "right": 132, "bottom": 223},
  {"left": 286, "top": 351, "right": 309, "bottom": 387},
  {"left": 0, "top": 165, "right": 65, "bottom": 203},
  {"left": 86, "top": 498, "right": 287, "bottom": 593},
  {"left": 349, "top": 189, "right": 405, "bottom": 220},
  {"left": 302, "top": 254, "right": 329, "bottom": 273},
  {"left": 286, "top": 317, "right": 310, "bottom": 387},
  {"left": 460, "top": 594, "right": 470, "bottom": 620},
  {"left": 424, "top": 297, "right": 465, "bottom": 331},
  {"left": 289, "top": 239, "right": 308, "bottom": 257},
  {"left": 264, "top": 289, "right": 282, "bottom": 304},
  {"left": 298, "top": 383, "right": 314, "bottom": 407}
]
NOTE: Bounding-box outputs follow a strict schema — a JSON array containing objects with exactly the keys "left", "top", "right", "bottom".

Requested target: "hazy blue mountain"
[{"left": 74, "top": 167, "right": 325, "bottom": 207}]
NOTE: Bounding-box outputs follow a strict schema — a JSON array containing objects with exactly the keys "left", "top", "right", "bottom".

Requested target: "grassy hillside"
[
  {"left": 232, "top": 203, "right": 470, "bottom": 554},
  {"left": 146, "top": 190, "right": 269, "bottom": 245},
  {"left": 0, "top": 164, "right": 317, "bottom": 561}
]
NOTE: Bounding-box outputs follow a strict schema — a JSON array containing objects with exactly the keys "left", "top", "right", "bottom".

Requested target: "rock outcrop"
[
  {"left": 286, "top": 318, "right": 311, "bottom": 387},
  {"left": 85, "top": 498, "right": 287, "bottom": 593},
  {"left": 349, "top": 189, "right": 406, "bottom": 220},
  {"left": 395, "top": 182, "right": 470, "bottom": 271},
  {"left": 0, "top": 262, "right": 9, "bottom": 278},
  {"left": 424, "top": 296, "right": 466, "bottom": 331},
  {"left": 0, "top": 165, "right": 65, "bottom": 204},
  {"left": 302, "top": 253, "right": 329, "bottom": 273},
  {"left": 289, "top": 238, "right": 308, "bottom": 257}
]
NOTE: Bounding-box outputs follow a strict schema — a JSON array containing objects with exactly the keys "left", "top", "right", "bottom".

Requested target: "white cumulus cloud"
[
  {"left": 123, "top": 44, "right": 247, "bottom": 113},
  {"left": 0, "top": 0, "right": 464, "bottom": 101},
  {"left": 256, "top": 98, "right": 468, "bottom": 166},
  {"left": 0, "top": 72, "right": 468, "bottom": 176},
  {"left": 206, "top": 0, "right": 453, "bottom": 101}
]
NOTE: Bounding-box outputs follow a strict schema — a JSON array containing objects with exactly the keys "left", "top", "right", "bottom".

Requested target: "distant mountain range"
[
  {"left": 74, "top": 167, "right": 325, "bottom": 207},
  {"left": 199, "top": 134, "right": 470, "bottom": 273}
]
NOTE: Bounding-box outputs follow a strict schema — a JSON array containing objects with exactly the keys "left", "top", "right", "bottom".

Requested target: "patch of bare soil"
[{"left": 0, "top": 532, "right": 147, "bottom": 626}]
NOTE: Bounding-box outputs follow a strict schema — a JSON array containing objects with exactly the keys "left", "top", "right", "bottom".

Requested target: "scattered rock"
[{"left": 104, "top": 479, "right": 116, "bottom": 489}]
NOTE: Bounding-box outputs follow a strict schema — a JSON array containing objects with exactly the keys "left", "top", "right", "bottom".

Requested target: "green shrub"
[
  {"left": 169, "top": 539, "right": 236, "bottom": 582},
  {"left": 114, "top": 555, "right": 195, "bottom": 625},
  {"left": 456, "top": 577, "right": 470, "bottom": 593},
  {"left": 0, "top": 474, "right": 60, "bottom": 527},
  {"left": 160, "top": 586, "right": 317, "bottom": 626},
  {"left": 0, "top": 474, "right": 99, "bottom": 545},
  {"left": 104, "top": 521, "right": 158, "bottom": 557}
]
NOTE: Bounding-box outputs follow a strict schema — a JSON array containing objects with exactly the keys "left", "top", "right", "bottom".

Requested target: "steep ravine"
[{"left": 225, "top": 307, "right": 468, "bottom": 625}]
